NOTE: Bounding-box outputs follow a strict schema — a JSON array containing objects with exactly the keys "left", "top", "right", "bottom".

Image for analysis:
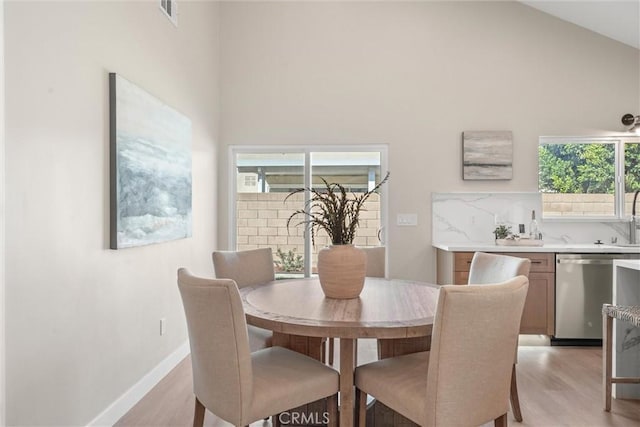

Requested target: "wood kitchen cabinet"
[{"left": 436, "top": 249, "right": 555, "bottom": 335}]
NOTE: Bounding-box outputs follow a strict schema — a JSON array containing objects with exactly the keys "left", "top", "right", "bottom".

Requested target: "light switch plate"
[{"left": 397, "top": 213, "right": 418, "bottom": 226}]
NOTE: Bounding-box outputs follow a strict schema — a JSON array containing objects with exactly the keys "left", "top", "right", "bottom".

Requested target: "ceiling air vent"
[{"left": 159, "top": 0, "right": 178, "bottom": 26}]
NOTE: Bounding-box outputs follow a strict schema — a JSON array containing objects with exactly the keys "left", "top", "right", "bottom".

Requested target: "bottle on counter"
[{"left": 529, "top": 210, "right": 539, "bottom": 240}]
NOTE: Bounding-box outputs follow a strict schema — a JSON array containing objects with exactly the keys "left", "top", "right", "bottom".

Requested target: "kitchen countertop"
[{"left": 433, "top": 242, "right": 640, "bottom": 254}]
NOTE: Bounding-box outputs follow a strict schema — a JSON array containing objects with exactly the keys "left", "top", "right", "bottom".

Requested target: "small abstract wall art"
[
  {"left": 109, "top": 73, "right": 192, "bottom": 249},
  {"left": 462, "top": 131, "right": 513, "bottom": 180}
]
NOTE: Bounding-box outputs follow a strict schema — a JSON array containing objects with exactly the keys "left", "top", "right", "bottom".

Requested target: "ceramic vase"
[{"left": 317, "top": 244, "right": 366, "bottom": 299}]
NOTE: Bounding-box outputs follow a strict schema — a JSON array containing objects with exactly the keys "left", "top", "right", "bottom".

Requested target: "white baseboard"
[{"left": 87, "top": 341, "right": 190, "bottom": 427}]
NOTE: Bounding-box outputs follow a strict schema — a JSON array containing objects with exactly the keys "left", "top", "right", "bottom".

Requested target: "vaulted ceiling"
[{"left": 520, "top": 1, "right": 639, "bottom": 49}]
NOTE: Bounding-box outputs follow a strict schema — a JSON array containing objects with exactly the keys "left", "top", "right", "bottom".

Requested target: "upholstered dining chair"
[
  {"left": 363, "top": 246, "right": 386, "bottom": 278},
  {"left": 212, "top": 247, "right": 276, "bottom": 287},
  {"left": 177, "top": 269, "right": 339, "bottom": 427},
  {"left": 355, "top": 276, "right": 529, "bottom": 427},
  {"left": 212, "top": 248, "right": 275, "bottom": 353},
  {"left": 327, "top": 246, "right": 386, "bottom": 365},
  {"left": 468, "top": 251, "right": 531, "bottom": 422}
]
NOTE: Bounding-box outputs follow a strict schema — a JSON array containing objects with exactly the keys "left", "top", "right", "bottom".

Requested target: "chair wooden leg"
[
  {"left": 321, "top": 339, "right": 327, "bottom": 364},
  {"left": 510, "top": 364, "right": 523, "bottom": 422},
  {"left": 356, "top": 388, "right": 367, "bottom": 427},
  {"left": 494, "top": 412, "right": 508, "bottom": 427},
  {"left": 329, "top": 337, "right": 335, "bottom": 365},
  {"left": 193, "top": 397, "right": 205, "bottom": 427},
  {"left": 603, "top": 312, "right": 613, "bottom": 411},
  {"left": 327, "top": 393, "right": 338, "bottom": 427}
]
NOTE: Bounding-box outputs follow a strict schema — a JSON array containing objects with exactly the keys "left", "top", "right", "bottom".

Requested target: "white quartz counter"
[{"left": 433, "top": 243, "right": 640, "bottom": 254}]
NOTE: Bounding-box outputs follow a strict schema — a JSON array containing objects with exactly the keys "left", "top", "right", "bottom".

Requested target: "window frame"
[
  {"left": 229, "top": 144, "right": 389, "bottom": 277},
  {"left": 538, "top": 135, "right": 640, "bottom": 221}
]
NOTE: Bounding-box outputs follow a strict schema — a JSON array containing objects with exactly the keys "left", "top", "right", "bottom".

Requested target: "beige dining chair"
[
  {"left": 327, "top": 246, "right": 386, "bottom": 365},
  {"left": 363, "top": 246, "right": 386, "bottom": 278},
  {"left": 468, "top": 251, "right": 531, "bottom": 422},
  {"left": 177, "top": 268, "right": 339, "bottom": 427},
  {"left": 355, "top": 276, "right": 529, "bottom": 427},
  {"left": 212, "top": 247, "right": 276, "bottom": 287},
  {"left": 212, "top": 248, "right": 276, "bottom": 352}
]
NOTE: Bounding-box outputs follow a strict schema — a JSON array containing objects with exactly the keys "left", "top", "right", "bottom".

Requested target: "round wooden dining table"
[{"left": 239, "top": 277, "right": 440, "bottom": 427}]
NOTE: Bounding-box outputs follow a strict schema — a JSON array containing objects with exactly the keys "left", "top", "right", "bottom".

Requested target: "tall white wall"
[
  {"left": 218, "top": 1, "right": 639, "bottom": 280},
  {"left": 5, "top": 1, "right": 219, "bottom": 425}
]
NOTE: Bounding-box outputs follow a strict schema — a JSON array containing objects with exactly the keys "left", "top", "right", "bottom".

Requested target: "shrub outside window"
[{"left": 538, "top": 137, "right": 640, "bottom": 219}]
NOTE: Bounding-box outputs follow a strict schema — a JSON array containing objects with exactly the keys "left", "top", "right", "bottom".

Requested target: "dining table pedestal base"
[
  {"left": 240, "top": 278, "right": 439, "bottom": 427},
  {"left": 272, "top": 332, "right": 325, "bottom": 362}
]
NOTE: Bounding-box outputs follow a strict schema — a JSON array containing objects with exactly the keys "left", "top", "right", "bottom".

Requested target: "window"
[
  {"left": 159, "top": 0, "right": 178, "bottom": 26},
  {"left": 243, "top": 174, "right": 256, "bottom": 188},
  {"left": 538, "top": 136, "right": 640, "bottom": 219},
  {"left": 231, "top": 146, "right": 388, "bottom": 278}
]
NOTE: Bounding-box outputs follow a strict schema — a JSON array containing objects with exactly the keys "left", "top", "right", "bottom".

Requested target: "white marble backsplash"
[{"left": 432, "top": 192, "right": 632, "bottom": 245}]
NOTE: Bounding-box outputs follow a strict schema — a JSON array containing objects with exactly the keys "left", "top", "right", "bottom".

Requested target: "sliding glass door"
[{"left": 231, "top": 146, "right": 387, "bottom": 278}]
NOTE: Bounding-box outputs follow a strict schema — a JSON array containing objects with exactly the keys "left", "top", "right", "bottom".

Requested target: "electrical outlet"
[
  {"left": 160, "top": 318, "right": 166, "bottom": 336},
  {"left": 397, "top": 213, "right": 418, "bottom": 226}
]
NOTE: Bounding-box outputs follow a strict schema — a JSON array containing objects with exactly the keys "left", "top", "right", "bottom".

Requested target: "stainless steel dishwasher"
[{"left": 553, "top": 253, "right": 640, "bottom": 345}]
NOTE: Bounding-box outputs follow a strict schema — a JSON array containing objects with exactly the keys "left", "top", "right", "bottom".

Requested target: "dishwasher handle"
[{"left": 556, "top": 258, "right": 613, "bottom": 265}]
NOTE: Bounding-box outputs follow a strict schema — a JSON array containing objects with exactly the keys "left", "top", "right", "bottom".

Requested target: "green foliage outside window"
[
  {"left": 274, "top": 248, "right": 304, "bottom": 272},
  {"left": 625, "top": 143, "right": 640, "bottom": 191},
  {"left": 539, "top": 143, "right": 640, "bottom": 193}
]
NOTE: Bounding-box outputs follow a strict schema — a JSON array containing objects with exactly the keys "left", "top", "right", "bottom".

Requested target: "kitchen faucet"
[{"left": 631, "top": 190, "right": 640, "bottom": 244}]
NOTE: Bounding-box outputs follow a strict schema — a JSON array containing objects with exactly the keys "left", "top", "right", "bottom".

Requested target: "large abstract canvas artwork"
[
  {"left": 109, "top": 73, "right": 192, "bottom": 249},
  {"left": 462, "top": 131, "right": 513, "bottom": 180}
]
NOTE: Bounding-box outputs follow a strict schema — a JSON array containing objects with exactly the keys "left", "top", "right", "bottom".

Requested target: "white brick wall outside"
[{"left": 237, "top": 192, "right": 382, "bottom": 270}]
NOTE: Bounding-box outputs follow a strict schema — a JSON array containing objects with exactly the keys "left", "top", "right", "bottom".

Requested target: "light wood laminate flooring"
[{"left": 115, "top": 340, "right": 640, "bottom": 427}]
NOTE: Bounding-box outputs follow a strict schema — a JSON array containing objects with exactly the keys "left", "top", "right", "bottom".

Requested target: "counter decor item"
[
  {"left": 495, "top": 237, "right": 544, "bottom": 247},
  {"left": 493, "top": 224, "right": 512, "bottom": 240},
  {"left": 286, "top": 172, "right": 390, "bottom": 298},
  {"left": 530, "top": 210, "right": 539, "bottom": 239},
  {"left": 494, "top": 223, "right": 544, "bottom": 246}
]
